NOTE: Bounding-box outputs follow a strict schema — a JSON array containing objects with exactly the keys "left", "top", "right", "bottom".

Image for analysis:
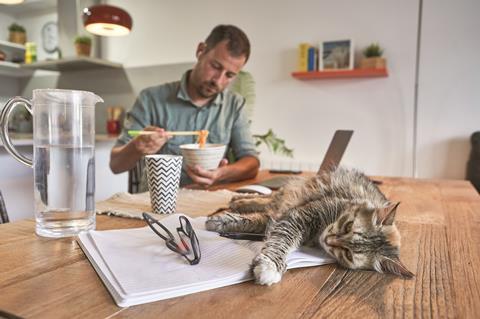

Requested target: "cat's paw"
[
  {"left": 205, "top": 214, "right": 227, "bottom": 232},
  {"left": 251, "top": 254, "right": 282, "bottom": 286}
]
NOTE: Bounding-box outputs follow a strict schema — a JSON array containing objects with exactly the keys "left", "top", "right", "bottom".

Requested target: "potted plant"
[
  {"left": 74, "top": 35, "right": 92, "bottom": 57},
  {"left": 253, "top": 129, "right": 294, "bottom": 158},
  {"left": 360, "top": 43, "right": 386, "bottom": 69},
  {"left": 8, "top": 23, "right": 26, "bottom": 45}
]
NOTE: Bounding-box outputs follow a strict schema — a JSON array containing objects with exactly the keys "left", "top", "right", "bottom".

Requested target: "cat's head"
[{"left": 318, "top": 202, "right": 414, "bottom": 278}]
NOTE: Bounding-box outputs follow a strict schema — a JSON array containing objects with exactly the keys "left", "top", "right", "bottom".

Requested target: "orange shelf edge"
[{"left": 291, "top": 68, "right": 388, "bottom": 80}]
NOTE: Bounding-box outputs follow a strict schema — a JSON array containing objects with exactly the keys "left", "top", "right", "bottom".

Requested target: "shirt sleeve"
[
  {"left": 114, "top": 90, "right": 152, "bottom": 147},
  {"left": 229, "top": 97, "right": 259, "bottom": 160}
]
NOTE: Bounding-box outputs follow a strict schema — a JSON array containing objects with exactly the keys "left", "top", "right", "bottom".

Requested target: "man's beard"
[{"left": 198, "top": 81, "right": 220, "bottom": 99}]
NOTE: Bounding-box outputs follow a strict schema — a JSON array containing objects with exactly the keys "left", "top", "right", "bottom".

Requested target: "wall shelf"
[
  {"left": 0, "top": 40, "right": 27, "bottom": 77},
  {"left": 0, "top": 61, "right": 34, "bottom": 78},
  {"left": 21, "top": 57, "right": 123, "bottom": 72},
  {"left": 291, "top": 68, "right": 388, "bottom": 80},
  {"left": 0, "top": 40, "right": 25, "bottom": 53}
]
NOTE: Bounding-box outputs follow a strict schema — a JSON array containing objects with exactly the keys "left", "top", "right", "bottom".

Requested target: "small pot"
[
  {"left": 75, "top": 43, "right": 91, "bottom": 57},
  {"left": 360, "top": 57, "right": 386, "bottom": 69},
  {"left": 9, "top": 31, "right": 26, "bottom": 45}
]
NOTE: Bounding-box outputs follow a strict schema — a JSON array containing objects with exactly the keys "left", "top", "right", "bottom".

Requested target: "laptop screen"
[{"left": 257, "top": 130, "right": 353, "bottom": 190}]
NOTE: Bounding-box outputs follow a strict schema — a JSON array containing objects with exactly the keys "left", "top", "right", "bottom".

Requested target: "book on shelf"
[
  {"left": 297, "top": 43, "right": 310, "bottom": 72},
  {"left": 307, "top": 46, "right": 318, "bottom": 71},
  {"left": 77, "top": 213, "right": 334, "bottom": 307}
]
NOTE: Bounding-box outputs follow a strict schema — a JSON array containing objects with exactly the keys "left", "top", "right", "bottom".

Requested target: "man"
[{"left": 110, "top": 25, "right": 259, "bottom": 190}]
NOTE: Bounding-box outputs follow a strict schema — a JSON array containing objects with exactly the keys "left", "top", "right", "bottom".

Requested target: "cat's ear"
[
  {"left": 374, "top": 202, "right": 400, "bottom": 226},
  {"left": 376, "top": 256, "right": 414, "bottom": 278}
]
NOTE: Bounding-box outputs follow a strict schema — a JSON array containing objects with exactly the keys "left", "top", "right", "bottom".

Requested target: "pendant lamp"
[{"left": 83, "top": 4, "right": 132, "bottom": 36}]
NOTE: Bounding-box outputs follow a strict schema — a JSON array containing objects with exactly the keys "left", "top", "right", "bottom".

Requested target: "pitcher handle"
[{"left": 0, "top": 97, "right": 33, "bottom": 168}]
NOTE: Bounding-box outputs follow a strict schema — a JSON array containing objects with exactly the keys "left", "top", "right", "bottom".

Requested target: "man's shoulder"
[{"left": 222, "top": 89, "right": 245, "bottom": 109}]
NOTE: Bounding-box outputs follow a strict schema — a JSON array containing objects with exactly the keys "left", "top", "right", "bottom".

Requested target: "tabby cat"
[{"left": 206, "top": 167, "right": 414, "bottom": 285}]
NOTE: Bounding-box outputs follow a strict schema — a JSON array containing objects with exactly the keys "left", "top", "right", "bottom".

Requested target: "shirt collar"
[{"left": 177, "top": 70, "right": 222, "bottom": 107}]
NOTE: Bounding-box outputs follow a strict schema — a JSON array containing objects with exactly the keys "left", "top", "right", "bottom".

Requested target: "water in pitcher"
[{"left": 34, "top": 144, "right": 95, "bottom": 237}]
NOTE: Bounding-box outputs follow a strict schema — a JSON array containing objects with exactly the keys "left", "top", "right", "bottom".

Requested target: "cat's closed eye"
[
  {"left": 344, "top": 249, "right": 353, "bottom": 262},
  {"left": 344, "top": 221, "right": 353, "bottom": 233}
]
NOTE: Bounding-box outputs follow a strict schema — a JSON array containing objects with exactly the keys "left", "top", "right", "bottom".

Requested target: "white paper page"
[{"left": 87, "top": 215, "right": 263, "bottom": 296}]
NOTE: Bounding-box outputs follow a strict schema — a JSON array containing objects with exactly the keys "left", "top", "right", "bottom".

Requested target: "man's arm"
[
  {"left": 185, "top": 155, "right": 259, "bottom": 186},
  {"left": 110, "top": 127, "right": 170, "bottom": 174}
]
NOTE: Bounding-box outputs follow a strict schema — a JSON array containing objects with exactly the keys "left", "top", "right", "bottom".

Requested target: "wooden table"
[{"left": 1, "top": 171, "right": 479, "bottom": 318}]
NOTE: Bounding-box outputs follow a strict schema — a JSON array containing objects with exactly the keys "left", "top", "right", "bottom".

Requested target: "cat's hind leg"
[
  {"left": 205, "top": 212, "right": 270, "bottom": 234},
  {"left": 228, "top": 195, "right": 272, "bottom": 214},
  {"left": 208, "top": 194, "right": 272, "bottom": 217}
]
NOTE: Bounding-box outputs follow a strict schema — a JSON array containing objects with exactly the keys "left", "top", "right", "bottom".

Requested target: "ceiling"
[{"left": 0, "top": 0, "right": 57, "bottom": 17}]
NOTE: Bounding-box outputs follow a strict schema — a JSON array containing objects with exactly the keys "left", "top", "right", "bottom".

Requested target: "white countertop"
[{"left": 0, "top": 133, "right": 119, "bottom": 147}]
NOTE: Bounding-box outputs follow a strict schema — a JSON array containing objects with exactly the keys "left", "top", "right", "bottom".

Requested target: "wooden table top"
[{"left": 1, "top": 171, "right": 479, "bottom": 318}]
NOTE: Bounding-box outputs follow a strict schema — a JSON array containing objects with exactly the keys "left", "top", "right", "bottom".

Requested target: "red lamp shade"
[{"left": 83, "top": 4, "right": 132, "bottom": 37}]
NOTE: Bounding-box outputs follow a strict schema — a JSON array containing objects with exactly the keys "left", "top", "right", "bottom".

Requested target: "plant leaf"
[{"left": 253, "top": 129, "right": 294, "bottom": 158}]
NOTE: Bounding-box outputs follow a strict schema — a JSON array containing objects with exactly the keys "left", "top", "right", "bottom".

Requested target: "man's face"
[{"left": 190, "top": 40, "right": 247, "bottom": 99}]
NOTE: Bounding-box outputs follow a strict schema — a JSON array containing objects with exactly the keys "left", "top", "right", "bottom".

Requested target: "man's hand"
[
  {"left": 133, "top": 126, "right": 170, "bottom": 155},
  {"left": 186, "top": 159, "right": 229, "bottom": 187}
]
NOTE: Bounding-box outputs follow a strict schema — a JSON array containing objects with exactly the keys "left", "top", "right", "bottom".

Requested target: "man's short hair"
[{"left": 205, "top": 25, "right": 251, "bottom": 62}]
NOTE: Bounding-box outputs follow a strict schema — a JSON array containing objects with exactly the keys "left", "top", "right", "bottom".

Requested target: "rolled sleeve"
[{"left": 230, "top": 99, "right": 259, "bottom": 160}]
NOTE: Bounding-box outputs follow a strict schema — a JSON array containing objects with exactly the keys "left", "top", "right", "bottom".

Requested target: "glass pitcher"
[{"left": 0, "top": 89, "right": 103, "bottom": 237}]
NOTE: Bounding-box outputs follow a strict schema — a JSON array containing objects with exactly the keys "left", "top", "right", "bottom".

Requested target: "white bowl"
[{"left": 179, "top": 144, "right": 226, "bottom": 170}]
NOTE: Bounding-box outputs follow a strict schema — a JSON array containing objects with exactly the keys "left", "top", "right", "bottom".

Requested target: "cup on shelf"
[
  {"left": 106, "top": 119, "right": 121, "bottom": 135},
  {"left": 106, "top": 106, "right": 123, "bottom": 135}
]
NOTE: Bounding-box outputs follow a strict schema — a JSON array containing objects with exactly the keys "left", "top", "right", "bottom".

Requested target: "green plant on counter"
[
  {"left": 226, "top": 129, "right": 294, "bottom": 164},
  {"left": 254, "top": 129, "right": 294, "bottom": 158},
  {"left": 363, "top": 43, "right": 384, "bottom": 57},
  {"left": 8, "top": 23, "right": 26, "bottom": 33},
  {"left": 74, "top": 35, "right": 92, "bottom": 45}
]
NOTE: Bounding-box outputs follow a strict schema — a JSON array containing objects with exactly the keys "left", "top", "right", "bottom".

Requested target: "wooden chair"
[
  {"left": 128, "top": 159, "right": 145, "bottom": 194},
  {"left": 0, "top": 191, "right": 9, "bottom": 224}
]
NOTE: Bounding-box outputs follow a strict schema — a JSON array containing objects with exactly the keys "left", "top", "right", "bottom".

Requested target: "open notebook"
[{"left": 77, "top": 213, "right": 334, "bottom": 307}]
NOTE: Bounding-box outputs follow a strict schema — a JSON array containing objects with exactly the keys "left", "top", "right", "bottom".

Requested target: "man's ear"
[{"left": 196, "top": 42, "right": 207, "bottom": 58}]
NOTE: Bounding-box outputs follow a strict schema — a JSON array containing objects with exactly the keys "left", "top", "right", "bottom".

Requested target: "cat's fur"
[{"left": 206, "top": 167, "right": 414, "bottom": 285}]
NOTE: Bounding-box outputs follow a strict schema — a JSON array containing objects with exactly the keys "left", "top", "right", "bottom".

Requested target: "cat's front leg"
[{"left": 251, "top": 219, "right": 304, "bottom": 286}]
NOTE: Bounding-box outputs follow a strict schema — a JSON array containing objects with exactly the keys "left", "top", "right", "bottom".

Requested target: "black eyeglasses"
[{"left": 142, "top": 212, "right": 201, "bottom": 265}]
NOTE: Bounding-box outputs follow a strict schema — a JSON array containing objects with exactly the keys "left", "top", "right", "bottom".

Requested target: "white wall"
[
  {"left": 416, "top": 0, "right": 480, "bottom": 179},
  {"left": 103, "top": 0, "right": 419, "bottom": 178}
]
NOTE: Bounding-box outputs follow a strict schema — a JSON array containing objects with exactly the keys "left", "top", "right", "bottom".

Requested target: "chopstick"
[
  {"left": 128, "top": 130, "right": 202, "bottom": 137},
  {"left": 168, "top": 131, "right": 202, "bottom": 136}
]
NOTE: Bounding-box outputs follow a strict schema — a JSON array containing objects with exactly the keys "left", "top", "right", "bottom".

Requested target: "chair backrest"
[
  {"left": 0, "top": 191, "right": 9, "bottom": 224},
  {"left": 467, "top": 131, "right": 480, "bottom": 192},
  {"left": 230, "top": 70, "right": 255, "bottom": 122},
  {"left": 128, "top": 158, "right": 145, "bottom": 194}
]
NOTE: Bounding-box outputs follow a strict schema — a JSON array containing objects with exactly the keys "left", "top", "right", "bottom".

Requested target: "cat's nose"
[{"left": 325, "top": 235, "right": 343, "bottom": 247}]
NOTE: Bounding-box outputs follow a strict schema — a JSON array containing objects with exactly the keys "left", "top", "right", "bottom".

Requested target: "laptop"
[{"left": 251, "top": 130, "right": 353, "bottom": 191}]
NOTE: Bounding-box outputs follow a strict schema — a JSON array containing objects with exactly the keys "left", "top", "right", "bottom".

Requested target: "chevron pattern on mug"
[{"left": 145, "top": 154, "right": 183, "bottom": 214}]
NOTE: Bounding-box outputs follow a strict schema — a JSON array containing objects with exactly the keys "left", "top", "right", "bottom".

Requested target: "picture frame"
[{"left": 319, "top": 39, "right": 354, "bottom": 71}]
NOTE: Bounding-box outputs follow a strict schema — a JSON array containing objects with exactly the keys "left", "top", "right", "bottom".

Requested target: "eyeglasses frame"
[{"left": 142, "top": 212, "right": 201, "bottom": 265}]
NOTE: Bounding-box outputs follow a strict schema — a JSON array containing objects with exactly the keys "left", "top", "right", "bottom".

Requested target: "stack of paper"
[{"left": 77, "top": 214, "right": 334, "bottom": 307}]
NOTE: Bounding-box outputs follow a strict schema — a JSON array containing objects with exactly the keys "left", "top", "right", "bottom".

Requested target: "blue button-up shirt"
[{"left": 115, "top": 70, "right": 258, "bottom": 188}]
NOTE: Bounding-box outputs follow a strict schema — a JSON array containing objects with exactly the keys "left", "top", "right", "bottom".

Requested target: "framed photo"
[{"left": 319, "top": 39, "right": 354, "bottom": 70}]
